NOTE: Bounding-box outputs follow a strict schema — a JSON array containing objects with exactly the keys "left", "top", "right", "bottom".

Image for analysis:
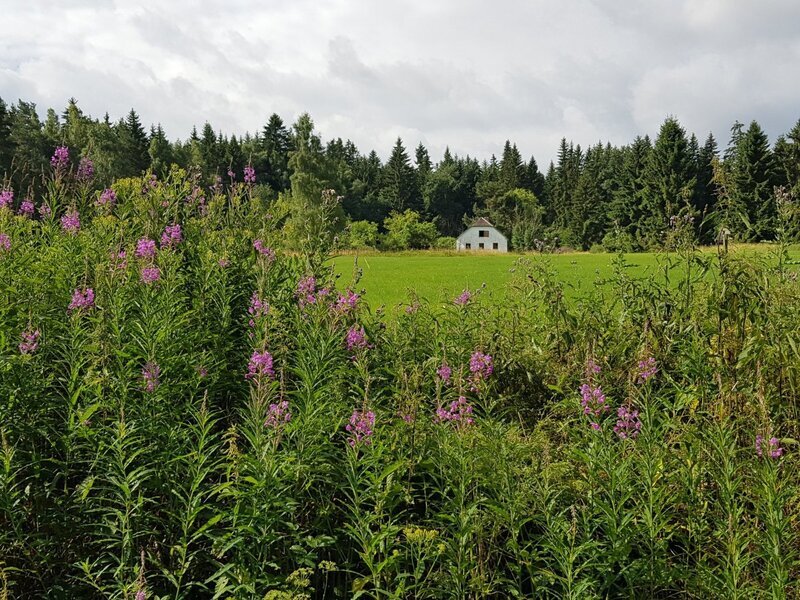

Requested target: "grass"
[{"left": 332, "top": 245, "right": 800, "bottom": 310}]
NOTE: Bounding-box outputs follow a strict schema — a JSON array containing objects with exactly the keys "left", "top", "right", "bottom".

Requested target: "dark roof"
[{"left": 471, "top": 217, "right": 494, "bottom": 228}]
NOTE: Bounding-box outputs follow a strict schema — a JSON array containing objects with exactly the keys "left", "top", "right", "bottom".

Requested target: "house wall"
[{"left": 455, "top": 227, "right": 508, "bottom": 252}]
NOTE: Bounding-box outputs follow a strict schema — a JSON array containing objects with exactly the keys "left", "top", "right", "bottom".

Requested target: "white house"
[{"left": 456, "top": 217, "right": 508, "bottom": 252}]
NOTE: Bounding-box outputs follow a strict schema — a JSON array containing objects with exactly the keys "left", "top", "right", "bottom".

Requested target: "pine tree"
[
  {"left": 259, "top": 113, "right": 291, "bottom": 192},
  {"left": 148, "top": 124, "right": 173, "bottom": 177},
  {"left": 499, "top": 141, "right": 524, "bottom": 192},
  {"left": 379, "top": 138, "right": 418, "bottom": 213},
  {"left": 641, "top": 117, "right": 695, "bottom": 246},
  {"left": 117, "top": 109, "right": 150, "bottom": 176},
  {"left": 0, "top": 97, "right": 13, "bottom": 177},
  {"left": 694, "top": 133, "right": 718, "bottom": 243},
  {"left": 730, "top": 121, "right": 778, "bottom": 240}
]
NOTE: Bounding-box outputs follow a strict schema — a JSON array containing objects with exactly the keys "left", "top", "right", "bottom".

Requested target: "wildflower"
[
  {"left": 227, "top": 168, "right": 235, "bottom": 180},
  {"left": 246, "top": 350, "right": 275, "bottom": 380},
  {"left": 296, "top": 275, "right": 318, "bottom": 307},
  {"left": 265, "top": 400, "right": 292, "bottom": 429},
  {"left": 454, "top": 289, "right": 472, "bottom": 306},
  {"left": 18, "top": 199, "right": 34, "bottom": 217},
  {"left": 135, "top": 238, "right": 157, "bottom": 259},
  {"left": 613, "top": 404, "right": 642, "bottom": 439},
  {"left": 140, "top": 266, "right": 161, "bottom": 284},
  {"left": 76, "top": 157, "right": 94, "bottom": 182},
  {"left": 0, "top": 233, "right": 10, "bottom": 252},
  {"left": 756, "top": 435, "right": 783, "bottom": 459},
  {"left": 253, "top": 239, "right": 276, "bottom": 262},
  {"left": 334, "top": 289, "right": 359, "bottom": 314},
  {"left": 0, "top": 188, "right": 12, "bottom": 210},
  {"left": 243, "top": 164, "right": 256, "bottom": 184},
  {"left": 51, "top": 145, "right": 69, "bottom": 170},
  {"left": 346, "top": 409, "right": 375, "bottom": 447},
  {"left": 405, "top": 301, "right": 420, "bottom": 314},
  {"left": 435, "top": 396, "right": 474, "bottom": 426},
  {"left": 436, "top": 362, "right": 452, "bottom": 383},
  {"left": 586, "top": 358, "right": 601, "bottom": 376},
  {"left": 19, "top": 329, "right": 40, "bottom": 354},
  {"left": 217, "top": 257, "right": 230, "bottom": 268},
  {"left": 469, "top": 351, "right": 493, "bottom": 381},
  {"left": 345, "top": 325, "right": 369, "bottom": 352},
  {"left": 61, "top": 209, "right": 81, "bottom": 234},
  {"left": 580, "top": 383, "right": 609, "bottom": 430},
  {"left": 38, "top": 203, "right": 52, "bottom": 218},
  {"left": 636, "top": 357, "right": 658, "bottom": 383},
  {"left": 197, "top": 366, "right": 208, "bottom": 378},
  {"left": 142, "top": 362, "right": 160, "bottom": 393},
  {"left": 160, "top": 223, "right": 182, "bottom": 248},
  {"left": 96, "top": 188, "right": 117, "bottom": 207},
  {"left": 248, "top": 291, "right": 269, "bottom": 327},
  {"left": 68, "top": 288, "right": 95, "bottom": 312},
  {"left": 135, "top": 591, "right": 145, "bottom": 600},
  {"left": 112, "top": 250, "right": 127, "bottom": 270}
]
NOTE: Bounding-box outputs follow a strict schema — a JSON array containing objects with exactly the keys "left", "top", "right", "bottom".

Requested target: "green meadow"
[{"left": 332, "top": 245, "right": 799, "bottom": 310}]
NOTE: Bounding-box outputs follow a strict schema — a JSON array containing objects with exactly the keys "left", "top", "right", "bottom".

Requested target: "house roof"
[{"left": 470, "top": 217, "right": 494, "bottom": 228}]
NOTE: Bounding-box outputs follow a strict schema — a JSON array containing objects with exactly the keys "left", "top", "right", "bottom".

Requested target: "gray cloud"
[{"left": 1, "top": 0, "right": 798, "bottom": 163}]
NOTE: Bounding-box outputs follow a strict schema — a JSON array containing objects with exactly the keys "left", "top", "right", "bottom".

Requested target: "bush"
[
  {"left": 382, "top": 209, "right": 438, "bottom": 250},
  {"left": 343, "top": 219, "right": 379, "bottom": 249},
  {"left": 434, "top": 235, "right": 457, "bottom": 250}
]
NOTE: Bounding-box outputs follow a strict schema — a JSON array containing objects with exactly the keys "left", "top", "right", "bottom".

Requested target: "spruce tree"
[{"left": 379, "top": 137, "right": 418, "bottom": 213}]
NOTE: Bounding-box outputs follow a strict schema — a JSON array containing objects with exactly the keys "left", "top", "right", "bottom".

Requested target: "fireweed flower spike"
[
  {"left": 246, "top": 350, "right": 275, "bottom": 380},
  {"left": 96, "top": 188, "right": 117, "bottom": 208},
  {"left": 51, "top": 146, "right": 69, "bottom": 170},
  {"left": 756, "top": 434, "right": 784, "bottom": 459},
  {"left": 19, "top": 329, "right": 41, "bottom": 354},
  {"left": 637, "top": 356, "right": 658, "bottom": 383},
  {"left": 161, "top": 223, "right": 182, "bottom": 248},
  {"left": 135, "top": 238, "right": 157, "bottom": 259},
  {"left": 0, "top": 188, "right": 12, "bottom": 210},
  {"left": 614, "top": 404, "right": 642, "bottom": 439},
  {"left": 265, "top": 401, "right": 292, "bottom": 429},
  {"left": 253, "top": 239, "right": 276, "bottom": 262},
  {"left": 140, "top": 266, "right": 161, "bottom": 284},
  {"left": 76, "top": 157, "right": 94, "bottom": 182},
  {"left": 19, "top": 199, "right": 34, "bottom": 217},
  {"left": 0, "top": 233, "right": 10, "bottom": 253},
  {"left": 243, "top": 164, "right": 256, "bottom": 184},
  {"left": 296, "top": 275, "right": 318, "bottom": 307},
  {"left": 437, "top": 362, "right": 452, "bottom": 383},
  {"left": 68, "top": 288, "right": 95, "bottom": 312},
  {"left": 345, "top": 325, "right": 369, "bottom": 353},
  {"left": 346, "top": 409, "right": 375, "bottom": 447},
  {"left": 435, "top": 396, "right": 474, "bottom": 426},
  {"left": 469, "top": 351, "right": 493, "bottom": 381},
  {"left": 580, "top": 382, "right": 609, "bottom": 430},
  {"left": 334, "top": 289, "right": 359, "bottom": 315},
  {"left": 142, "top": 362, "right": 160, "bottom": 393},
  {"left": 61, "top": 209, "right": 81, "bottom": 234},
  {"left": 248, "top": 292, "right": 269, "bottom": 327}
]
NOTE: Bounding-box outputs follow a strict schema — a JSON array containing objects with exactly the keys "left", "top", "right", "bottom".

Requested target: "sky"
[{"left": 2, "top": 0, "right": 799, "bottom": 164}]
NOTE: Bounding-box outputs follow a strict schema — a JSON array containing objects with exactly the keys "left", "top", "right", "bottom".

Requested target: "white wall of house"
[{"left": 456, "top": 227, "right": 508, "bottom": 252}]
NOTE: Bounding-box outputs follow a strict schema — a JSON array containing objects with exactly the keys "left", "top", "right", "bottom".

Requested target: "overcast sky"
[{"left": 2, "top": 0, "right": 799, "bottom": 164}]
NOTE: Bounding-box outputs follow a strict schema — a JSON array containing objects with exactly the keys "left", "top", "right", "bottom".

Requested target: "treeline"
[{"left": 1, "top": 96, "right": 799, "bottom": 250}]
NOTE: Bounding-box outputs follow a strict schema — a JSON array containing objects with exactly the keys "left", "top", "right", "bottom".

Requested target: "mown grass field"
[{"left": 332, "top": 245, "right": 799, "bottom": 309}]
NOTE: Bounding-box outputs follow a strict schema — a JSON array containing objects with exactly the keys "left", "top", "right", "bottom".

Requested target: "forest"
[{"left": 1, "top": 96, "right": 799, "bottom": 251}]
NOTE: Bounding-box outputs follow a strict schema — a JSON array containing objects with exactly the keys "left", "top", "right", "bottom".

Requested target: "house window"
[
  {"left": 478, "top": 230, "right": 489, "bottom": 238},
  {"left": 465, "top": 243, "right": 471, "bottom": 249},
  {"left": 493, "top": 242, "right": 499, "bottom": 250},
  {"left": 479, "top": 243, "right": 485, "bottom": 249}
]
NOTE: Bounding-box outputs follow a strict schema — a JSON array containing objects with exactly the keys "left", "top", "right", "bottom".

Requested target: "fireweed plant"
[{"left": 1, "top": 160, "right": 800, "bottom": 598}]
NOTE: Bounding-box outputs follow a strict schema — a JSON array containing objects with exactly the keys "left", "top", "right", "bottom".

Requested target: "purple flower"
[
  {"left": 142, "top": 362, "right": 160, "bottom": 393},
  {"left": 586, "top": 358, "right": 601, "bottom": 377},
  {"left": 248, "top": 291, "right": 269, "bottom": 327},
  {"left": 68, "top": 288, "right": 95, "bottom": 312},
  {"left": 140, "top": 266, "right": 161, "bottom": 284},
  {"left": 61, "top": 209, "right": 80, "bottom": 234},
  {"left": 405, "top": 302, "right": 420, "bottom": 315},
  {"left": 435, "top": 396, "right": 475, "bottom": 426},
  {"left": 334, "top": 289, "right": 359, "bottom": 314},
  {"left": 579, "top": 383, "right": 609, "bottom": 428},
  {"left": 136, "top": 591, "right": 146, "bottom": 600},
  {"left": 51, "top": 146, "right": 69, "bottom": 170},
  {"left": 112, "top": 250, "right": 127, "bottom": 270},
  {"left": 38, "top": 203, "right": 52, "bottom": 218},
  {"left": 0, "top": 188, "right": 12, "bottom": 210},
  {"left": 346, "top": 409, "right": 375, "bottom": 447},
  {"left": 161, "top": 223, "right": 182, "bottom": 248},
  {"left": 18, "top": 199, "right": 34, "bottom": 218},
  {"left": 97, "top": 188, "right": 117, "bottom": 208},
  {"left": 345, "top": 325, "right": 369, "bottom": 352},
  {"left": 76, "top": 157, "right": 94, "bottom": 182},
  {"left": 296, "top": 275, "right": 319, "bottom": 307},
  {"left": 253, "top": 239, "right": 276, "bottom": 262},
  {"left": 246, "top": 350, "right": 275, "bottom": 381},
  {"left": 265, "top": 400, "right": 292, "bottom": 429},
  {"left": 135, "top": 238, "right": 157, "bottom": 259},
  {"left": 198, "top": 366, "right": 208, "bottom": 378},
  {"left": 613, "top": 404, "right": 642, "bottom": 439},
  {"left": 243, "top": 164, "right": 256, "bottom": 184},
  {"left": 218, "top": 257, "right": 230, "bottom": 268},
  {"left": 437, "top": 362, "right": 452, "bottom": 383},
  {"left": 227, "top": 168, "right": 235, "bottom": 181},
  {"left": 469, "top": 351, "right": 493, "bottom": 382},
  {"left": 0, "top": 233, "right": 10, "bottom": 252},
  {"left": 636, "top": 357, "right": 658, "bottom": 383},
  {"left": 19, "top": 329, "right": 40, "bottom": 354},
  {"left": 756, "top": 435, "right": 783, "bottom": 459},
  {"left": 454, "top": 289, "right": 472, "bottom": 306}
]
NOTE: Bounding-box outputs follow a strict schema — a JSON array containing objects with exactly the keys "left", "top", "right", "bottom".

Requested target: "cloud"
[{"left": 1, "top": 0, "right": 799, "bottom": 163}]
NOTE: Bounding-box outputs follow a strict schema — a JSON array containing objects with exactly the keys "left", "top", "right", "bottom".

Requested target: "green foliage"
[
  {"left": 382, "top": 209, "right": 438, "bottom": 250},
  {"left": 343, "top": 220, "right": 380, "bottom": 249}
]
